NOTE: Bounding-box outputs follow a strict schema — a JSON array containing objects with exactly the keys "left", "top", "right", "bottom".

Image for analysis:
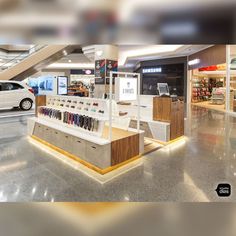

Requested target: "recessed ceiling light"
[
  {"left": 68, "top": 60, "right": 72, "bottom": 63},
  {"left": 96, "top": 50, "right": 103, "bottom": 57}
]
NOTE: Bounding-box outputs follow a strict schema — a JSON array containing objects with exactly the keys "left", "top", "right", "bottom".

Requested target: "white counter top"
[{"left": 29, "top": 117, "right": 110, "bottom": 145}]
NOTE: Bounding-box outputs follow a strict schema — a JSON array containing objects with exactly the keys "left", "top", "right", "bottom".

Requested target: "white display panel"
[
  {"left": 116, "top": 77, "right": 137, "bottom": 101},
  {"left": 57, "top": 76, "right": 68, "bottom": 95}
]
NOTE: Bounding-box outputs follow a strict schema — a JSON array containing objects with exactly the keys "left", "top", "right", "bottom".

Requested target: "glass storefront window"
[{"left": 229, "top": 45, "right": 236, "bottom": 113}]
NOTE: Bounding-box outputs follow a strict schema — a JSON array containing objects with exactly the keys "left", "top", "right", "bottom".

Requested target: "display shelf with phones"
[
  {"left": 36, "top": 95, "right": 109, "bottom": 137},
  {"left": 28, "top": 73, "right": 144, "bottom": 175}
]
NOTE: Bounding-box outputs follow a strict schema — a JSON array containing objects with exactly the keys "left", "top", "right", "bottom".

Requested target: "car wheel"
[{"left": 20, "top": 98, "right": 33, "bottom": 111}]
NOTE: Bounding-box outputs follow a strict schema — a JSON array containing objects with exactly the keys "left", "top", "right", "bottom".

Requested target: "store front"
[
  {"left": 227, "top": 45, "right": 236, "bottom": 113},
  {"left": 68, "top": 69, "right": 95, "bottom": 97},
  {"left": 188, "top": 45, "right": 236, "bottom": 115},
  {"left": 135, "top": 57, "right": 187, "bottom": 100},
  {"left": 188, "top": 45, "right": 227, "bottom": 112}
]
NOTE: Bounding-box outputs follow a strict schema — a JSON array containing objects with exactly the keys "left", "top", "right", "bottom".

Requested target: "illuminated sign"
[
  {"left": 116, "top": 77, "right": 137, "bottom": 101},
  {"left": 57, "top": 76, "right": 68, "bottom": 95},
  {"left": 142, "top": 67, "right": 162, "bottom": 73},
  {"left": 85, "top": 70, "right": 92, "bottom": 75},
  {"left": 188, "top": 59, "right": 200, "bottom": 66}
]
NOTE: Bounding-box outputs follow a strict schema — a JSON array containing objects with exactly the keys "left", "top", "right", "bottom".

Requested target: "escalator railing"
[{"left": 0, "top": 45, "right": 46, "bottom": 71}]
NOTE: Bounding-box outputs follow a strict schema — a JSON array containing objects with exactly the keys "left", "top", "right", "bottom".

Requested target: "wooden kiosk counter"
[
  {"left": 153, "top": 97, "right": 184, "bottom": 140},
  {"left": 28, "top": 95, "right": 144, "bottom": 175}
]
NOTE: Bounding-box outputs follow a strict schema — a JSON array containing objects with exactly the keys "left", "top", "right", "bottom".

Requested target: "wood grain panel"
[
  {"left": 35, "top": 95, "right": 46, "bottom": 116},
  {"left": 153, "top": 97, "right": 184, "bottom": 140},
  {"left": 189, "top": 45, "right": 226, "bottom": 70},
  {"left": 102, "top": 126, "right": 136, "bottom": 141},
  {"left": 233, "top": 100, "right": 236, "bottom": 112},
  {"left": 111, "top": 134, "right": 139, "bottom": 166},
  {"left": 170, "top": 101, "right": 184, "bottom": 140},
  {"left": 153, "top": 97, "right": 172, "bottom": 122}
]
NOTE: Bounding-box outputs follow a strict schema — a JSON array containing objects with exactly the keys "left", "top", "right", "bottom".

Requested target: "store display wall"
[{"left": 135, "top": 57, "right": 187, "bottom": 101}]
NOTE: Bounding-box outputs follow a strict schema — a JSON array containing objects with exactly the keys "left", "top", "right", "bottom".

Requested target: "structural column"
[{"left": 94, "top": 45, "right": 118, "bottom": 98}]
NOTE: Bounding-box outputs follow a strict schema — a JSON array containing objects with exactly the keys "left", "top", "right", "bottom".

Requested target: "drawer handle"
[
  {"left": 77, "top": 140, "right": 81, "bottom": 143},
  {"left": 46, "top": 128, "right": 49, "bottom": 131},
  {"left": 91, "top": 146, "right": 96, "bottom": 149},
  {"left": 55, "top": 132, "right": 58, "bottom": 134},
  {"left": 65, "top": 135, "right": 69, "bottom": 138}
]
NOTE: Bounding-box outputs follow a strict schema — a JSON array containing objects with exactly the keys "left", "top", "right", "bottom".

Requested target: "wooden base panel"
[
  {"left": 31, "top": 135, "right": 141, "bottom": 175},
  {"left": 143, "top": 138, "right": 163, "bottom": 155}
]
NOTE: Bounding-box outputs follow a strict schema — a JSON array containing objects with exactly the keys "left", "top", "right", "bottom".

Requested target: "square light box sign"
[{"left": 115, "top": 77, "right": 138, "bottom": 101}]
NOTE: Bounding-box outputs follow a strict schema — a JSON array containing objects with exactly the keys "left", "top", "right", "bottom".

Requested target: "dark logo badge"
[{"left": 215, "top": 183, "right": 231, "bottom": 197}]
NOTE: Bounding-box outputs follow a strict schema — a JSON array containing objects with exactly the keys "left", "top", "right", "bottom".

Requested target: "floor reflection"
[{"left": 0, "top": 106, "right": 236, "bottom": 201}]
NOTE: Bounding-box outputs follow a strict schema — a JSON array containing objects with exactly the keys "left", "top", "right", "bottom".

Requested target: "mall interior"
[{"left": 0, "top": 44, "right": 236, "bottom": 202}]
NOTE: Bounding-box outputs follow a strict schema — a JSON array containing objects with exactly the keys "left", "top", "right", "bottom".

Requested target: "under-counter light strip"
[{"left": 28, "top": 137, "right": 143, "bottom": 185}]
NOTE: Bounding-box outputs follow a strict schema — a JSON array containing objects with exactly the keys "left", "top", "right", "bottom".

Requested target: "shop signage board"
[
  {"left": 105, "top": 59, "right": 118, "bottom": 84},
  {"left": 57, "top": 76, "right": 68, "bottom": 95},
  {"left": 106, "top": 59, "right": 118, "bottom": 77},
  {"left": 115, "top": 77, "right": 138, "bottom": 101},
  {"left": 95, "top": 59, "right": 106, "bottom": 84},
  {"left": 142, "top": 67, "right": 162, "bottom": 73}
]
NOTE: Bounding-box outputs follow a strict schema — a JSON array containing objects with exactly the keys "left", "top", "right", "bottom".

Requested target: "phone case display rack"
[{"left": 38, "top": 95, "right": 108, "bottom": 137}]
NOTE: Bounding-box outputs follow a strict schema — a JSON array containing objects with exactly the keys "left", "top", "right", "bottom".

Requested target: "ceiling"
[{"left": 47, "top": 44, "right": 212, "bottom": 69}]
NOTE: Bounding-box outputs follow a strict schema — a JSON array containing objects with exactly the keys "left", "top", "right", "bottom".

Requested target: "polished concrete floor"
[{"left": 0, "top": 105, "right": 236, "bottom": 202}]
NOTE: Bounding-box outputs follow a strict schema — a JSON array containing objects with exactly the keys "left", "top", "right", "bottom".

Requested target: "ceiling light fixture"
[
  {"left": 68, "top": 60, "right": 72, "bottom": 63},
  {"left": 63, "top": 50, "right": 68, "bottom": 56},
  {"left": 119, "top": 45, "right": 182, "bottom": 66},
  {"left": 96, "top": 50, "right": 103, "bottom": 57},
  {"left": 47, "top": 63, "right": 94, "bottom": 69}
]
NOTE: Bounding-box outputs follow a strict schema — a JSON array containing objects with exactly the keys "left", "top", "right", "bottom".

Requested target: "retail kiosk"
[
  {"left": 28, "top": 72, "right": 144, "bottom": 175},
  {"left": 28, "top": 71, "right": 185, "bottom": 176}
]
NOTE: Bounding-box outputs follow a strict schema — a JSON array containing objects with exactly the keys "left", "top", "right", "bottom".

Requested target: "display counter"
[
  {"left": 153, "top": 97, "right": 184, "bottom": 140},
  {"left": 117, "top": 95, "right": 184, "bottom": 142},
  {"left": 28, "top": 95, "right": 144, "bottom": 175}
]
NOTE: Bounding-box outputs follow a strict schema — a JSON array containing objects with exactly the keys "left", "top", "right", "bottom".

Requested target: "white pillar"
[{"left": 226, "top": 45, "right": 231, "bottom": 112}]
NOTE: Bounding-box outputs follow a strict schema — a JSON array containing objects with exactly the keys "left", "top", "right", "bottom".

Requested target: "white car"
[{"left": 0, "top": 80, "right": 35, "bottom": 111}]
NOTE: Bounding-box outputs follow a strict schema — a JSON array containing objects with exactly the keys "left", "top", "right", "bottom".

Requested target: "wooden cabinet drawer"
[
  {"left": 85, "top": 142, "right": 111, "bottom": 168},
  {"left": 58, "top": 132, "right": 73, "bottom": 153},
  {"left": 70, "top": 136, "right": 86, "bottom": 159},
  {"left": 33, "top": 123, "right": 44, "bottom": 139},
  {"left": 42, "top": 126, "right": 53, "bottom": 143},
  {"left": 50, "top": 129, "right": 63, "bottom": 147}
]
